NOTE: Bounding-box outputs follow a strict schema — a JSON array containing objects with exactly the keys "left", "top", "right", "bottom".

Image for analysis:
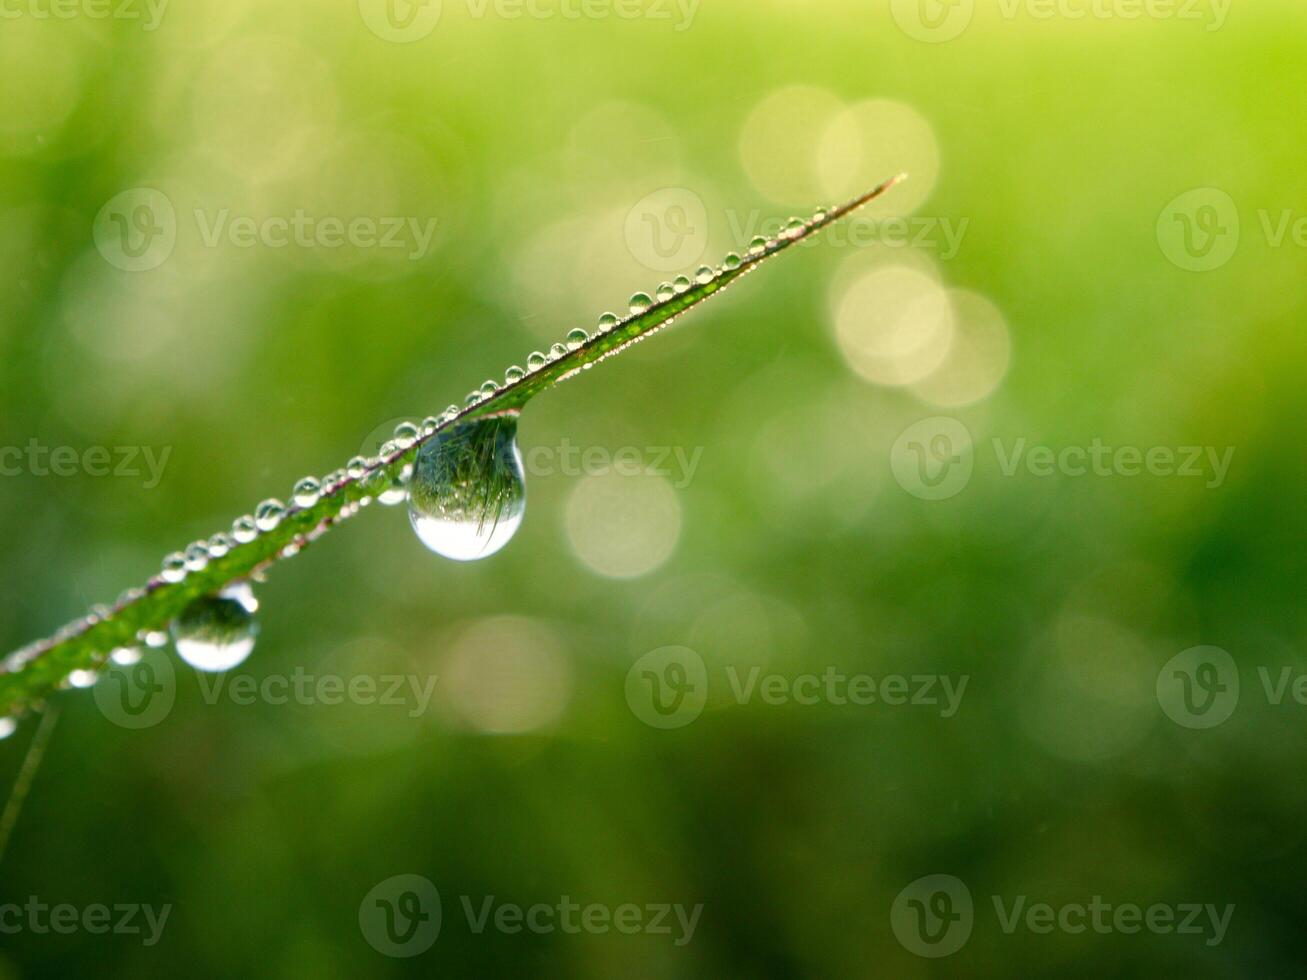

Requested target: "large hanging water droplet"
[
  {"left": 172, "top": 582, "right": 259, "bottom": 672},
  {"left": 408, "top": 415, "right": 526, "bottom": 562}
]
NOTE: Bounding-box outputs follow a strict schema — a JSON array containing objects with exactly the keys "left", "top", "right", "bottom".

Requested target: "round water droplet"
[
  {"left": 0, "top": 717, "right": 15, "bottom": 740},
  {"left": 566, "top": 328, "right": 588, "bottom": 350},
  {"left": 141, "top": 629, "right": 168, "bottom": 649},
  {"left": 377, "top": 462, "right": 412, "bottom": 506},
  {"left": 504, "top": 365, "right": 525, "bottom": 383},
  {"left": 629, "top": 292, "right": 653, "bottom": 315},
  {"left": 255, "top": 499, "right": 285, "bottom": 532},
  {"left": 111, "top": 646, "right": 143, "bottom": 666},
  {"left": 748, "top": 236, "right": 768, "bottom": 255},
  {"left": 422, "top": 416, "right": 441, "bottom": 436},
  {"left": 527, "top": 351, "right": 547, "bottom": 371},
  {"left": 813, "top": 207, "right": 828, "bottom": 222},
  {"left": 183, "top": 542, "right": 209, "bottom": 572},
  {"left": 208, "top": 533, "right": 234, "bottom": 558},
  {"left": 597, "top": 312, "right": 620, "bottom": 332},
  {"left": 161, "top": 552, "right": 187, "bottom": 583},
  {"left": 172, "top": 582, "right": 259, "bottom": 673},
  {"left": 232, "top": 516, "right": 258, "bottom": 543},
  {"left": 441, "top": 405, "right": 460, "bottom": 422},
  {"left": 785, "top": 216, "right": 806, "bottom": 237},
  {"left": 723, "top": 252, "right": 742, "bottom": 271},
  {"left": 68, "top": 668, "right": 98, "bottom": 689},
  {"left": 347, "top": 456, "right": 369, "bottom": 479},
  {"left": 480, "top": 380, "right": 499, "bottom": 397},
  {"left": 549, "top": 343, "right": 567, "bottom": 360},
  {"left": 695, "top": 265, "right": 715, "bottom": 284},
  {"left": 292, "top": 477, "right": 321, "bottom": 508},
  {"left": 673, "top": 275, "right": 692, "bottom": 294},
  {"left": 393, "top": 421, "right": 420, "bottom": 444},
  {"left": 656, "top": 282, "right": 675, "bottom": 302},
  {"left": 408, "top": 416, "right": 526, "bottom": 562},
  {"left": 465, "top": 391, "right": 483, "bottom": 407}
]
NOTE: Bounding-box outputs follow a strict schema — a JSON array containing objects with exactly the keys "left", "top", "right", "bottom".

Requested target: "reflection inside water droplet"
[
  {"left": 408, "top": 415, "right": 526, "bottom": 562},
  {"left": 172, "top": 582, "right": 259, "bottom": 672}
]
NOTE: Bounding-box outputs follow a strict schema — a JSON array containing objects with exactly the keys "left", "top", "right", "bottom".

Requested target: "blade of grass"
[{"left": 0, "top": 175, "right": 906, "bottom": 718}]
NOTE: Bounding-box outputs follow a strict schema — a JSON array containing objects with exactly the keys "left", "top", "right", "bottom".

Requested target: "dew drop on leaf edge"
[
  {"left": 171, "top": 582, "right": 259, "bottom": 673},
  {"left": 408, "top": 416, "right": 526, "bottom": 562}
]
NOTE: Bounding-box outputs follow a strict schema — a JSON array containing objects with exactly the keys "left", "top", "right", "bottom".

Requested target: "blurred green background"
[{"left": 2, "top": 0, "right": 1306, "bottom": 975}]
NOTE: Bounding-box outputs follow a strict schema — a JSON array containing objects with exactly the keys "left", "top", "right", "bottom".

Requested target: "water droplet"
[
  {"left": 673, "top": 275, "right": 692, "bottom": 293},
  {"left": 629, "top": 292, "right": 653, "bottom": 315},
  {"left": 813, "top": 207, "right": 828, "bottom": 222},
  {"left": 232, "top": 516, "right": 258, "bottom": 544},
  {"left": 161, "top": 552, "right": 187, "bottom": 583},
  {"left": 393, "top": 421, "right": 420, "bottom": 444},
  {"left": 465, "top": 391, "right": 483, "bottom": 407},
  {"left": 323, "top": 469, "right": 345, "bottom": 489},
  {"left": 0, "top": 717, "right": 15, "bottom": 740},
  {"left": 255, "top": 499, "right": 285, "bottom": 532},
  {"left": 183, "top": 542, "right": 209, "bottom": 572},
  {"left": 566, "top": 328, "right": 588, "bottom": 350},
  {"left": 549, "top": 343, "right": 567, "bottom": 360},
  {"left": 422, "top": 416, "right": 441, "bottom": 436},
  {"left": 748, "top": 236, "right": 768, "bottom": 255},
  {"left": 347, "top": 456, "right": 369, "bottom": 479},
  {"left": 480, "top": 380, "right": 499, "bottom": 397},
  {"left": 527, "top": 351, "right": 547, "bottom": 371},
  {"left": 722, "top": 253, "right": 742, "bottom": 271},
  {"left": 597, "top": 312, "right": 620, "bottom": 332},
  {"left": 408, "top": 415, "right": 526, "bottom": 562},
  {"left": 441, "top": 405, "right": 460, "bottom": 423},
  {"left": 292, "top": 477, "right": 321, "bottom": 508},
  {"left": 111, "top": 646, "right": 143, "bottom": 666},
  {"left": 656, "top": 282, "right": 675, "bottom": 302},
  {"left": 68, "top": 669, "right": 97, "bottom": 689},
  {"left": 377, "top": 462, "right": 412, "bottom": 506},
  {"left": 785, "top": 216, "right": 806, "bottom": 237},
  {"left": 142, "top": 630, "right": 168, "bottom": 649},
  {"left": 695, "top": 265, "right": 715, "bottom": 284},
  {"left": 505, "top": 365, "right": 525, "bottom": 383},
  {"left": 172, "top": 582, "right": 259, "bottom": 673},
  {"left": 207, "top": 533, "right": 234, "bottom": 558}
]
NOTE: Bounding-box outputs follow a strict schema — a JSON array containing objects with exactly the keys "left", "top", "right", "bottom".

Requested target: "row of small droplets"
[{"left": 150, "top": 216, "right": 819, "bottom": 598}]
